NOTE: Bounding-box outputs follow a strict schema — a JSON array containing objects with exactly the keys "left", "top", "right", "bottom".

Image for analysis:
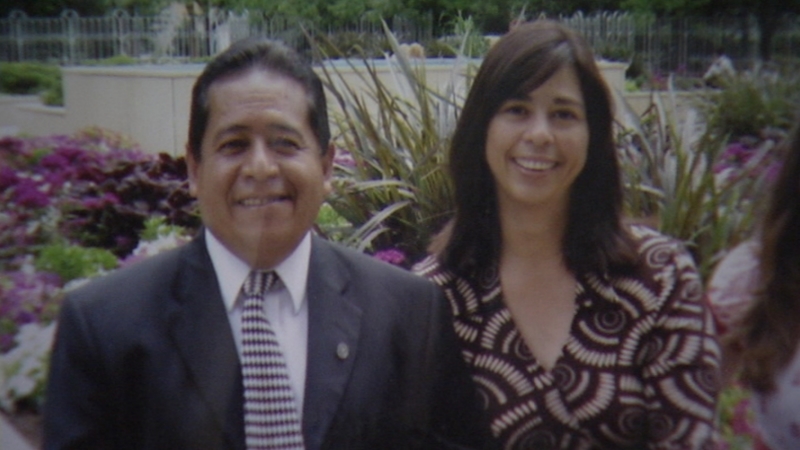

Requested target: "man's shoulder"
[{"left": 65, "top": 238, "right": 197, "bottom": 304}]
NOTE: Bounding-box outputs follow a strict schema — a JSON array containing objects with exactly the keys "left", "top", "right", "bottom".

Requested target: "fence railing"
[
  {"left": 561, "top": 11, "right": 800, "bottom": 77},
  {"left": 1, "top": 9, "right": 798, "bottom": 78},
  {"left": 0, "top": 8, "right": 433, "bottom": 64}
]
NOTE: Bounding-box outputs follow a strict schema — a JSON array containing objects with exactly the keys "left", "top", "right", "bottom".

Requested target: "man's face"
[{"left": 187, "top": 68, "right": 333, "bottom": 269}]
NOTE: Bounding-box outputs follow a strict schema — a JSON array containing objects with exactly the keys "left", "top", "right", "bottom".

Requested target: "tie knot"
[{"left": 242, "top": 270, "right": 278, "bottom": 297}]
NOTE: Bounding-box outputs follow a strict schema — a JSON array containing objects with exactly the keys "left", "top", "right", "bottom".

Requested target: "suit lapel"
[
  {"left": 167, "top": 235, "right": 244, "bottom": 450},
  {"left": 302, "top": 237, "right": 363, "bottom": 450}
]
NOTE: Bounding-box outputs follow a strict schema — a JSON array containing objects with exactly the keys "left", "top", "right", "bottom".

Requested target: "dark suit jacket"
[{"left": 44, "top": 234, "right": 492, "bottom": 450}]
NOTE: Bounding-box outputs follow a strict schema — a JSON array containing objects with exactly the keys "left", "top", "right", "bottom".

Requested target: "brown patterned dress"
[{"left": 413, "top": 226, "right": 720, "bottom": 449}]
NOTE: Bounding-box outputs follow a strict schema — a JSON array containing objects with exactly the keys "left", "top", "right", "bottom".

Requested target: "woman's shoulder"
[
  {"left": 706, "top": 239, "right": 761, "bottom": 335},
  {"left": 412, "top": 254, "right": 455, "bottom": 286},
  {"left": 412, "top": 254, "right": 489, "bottom": 317},
  {"left": 600, "top": 225, "right": 703, "bottom": 311},
  {"left": 625, "top": 224, "right": 698, "bottom": 270}
]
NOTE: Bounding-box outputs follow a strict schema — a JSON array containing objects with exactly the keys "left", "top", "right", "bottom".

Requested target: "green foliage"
[
  {"left": 139, "top": 216, "right": 189, "bottom": 242},
  {"left": 0, "top": 62, "right": 60, "bottom": 95},
  {"left": 314, "top": 22, "right": 477, "bottom": 263},
  {"left": 614, "top": 79, "right": 779, "bottom": 279},
  {"left": 448, "top": 13, "right": 488, "bottom": 58},
  {"left": 315, "top": 203, "right": 352, "bottom": 243},
  {"left": 40, "top": 79, "right": 63, "bottom": 106},
  {"left": 697, "top": 68, "right": 800, "bottom": 141},
  {"left": 35, "top": 243, "right": 118, "bottom": 282},
  {"left": 313, "top": 31, "right": 390, "bottom": 59},
  {"left": 422, "top": 38, "right": 458, "bottom": 58}
]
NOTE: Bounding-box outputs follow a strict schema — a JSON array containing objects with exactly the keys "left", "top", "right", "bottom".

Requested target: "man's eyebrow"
[{"left": 209, "top": 125, "right": 249, "bottom": 143}]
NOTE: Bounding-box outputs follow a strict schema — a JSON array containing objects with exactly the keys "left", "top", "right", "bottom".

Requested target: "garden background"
[{"left": 2, "top": 1, "right": 800, "bottom": 448}]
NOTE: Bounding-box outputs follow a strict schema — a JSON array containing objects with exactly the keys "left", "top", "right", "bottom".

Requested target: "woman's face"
[{"left": 485, "top": 64, "right": 589, "bottom": 215}]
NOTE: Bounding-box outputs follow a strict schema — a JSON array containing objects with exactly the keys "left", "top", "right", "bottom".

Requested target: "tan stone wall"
[{"left": 0, "top": 60, "right": 673, "bottom": 155}]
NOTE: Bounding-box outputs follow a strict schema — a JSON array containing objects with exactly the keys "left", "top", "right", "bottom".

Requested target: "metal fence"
[
  {"left": 1, "top": 9, "right": 798, "bottom": 77},
  {"left": 0, "top": 8, "right": 432, "bottom": 64},
  {"left": 562, "top": 11, "right": 800, "bottom": 77}
]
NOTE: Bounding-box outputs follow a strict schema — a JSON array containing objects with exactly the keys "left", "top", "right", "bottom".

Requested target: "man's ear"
[
  {"left": 185, "top": 144, "right": 199, "bottom": 197},
  {"left": 322, "top": 144, "right": 336, "bottom": 195}
]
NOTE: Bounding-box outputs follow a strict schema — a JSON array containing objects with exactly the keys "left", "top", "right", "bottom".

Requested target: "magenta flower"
[
  {"left": 12, "top": 178, "right": 50, "bottom": 208},
  {"left": 0, "top": 166, "right": 20, "bottom": 191},
  {"left": 372, "top": 248, "right": 406, "bottom": 266},
  {"left": 81, "top": 192, "right": 121, "bottom": 209}
]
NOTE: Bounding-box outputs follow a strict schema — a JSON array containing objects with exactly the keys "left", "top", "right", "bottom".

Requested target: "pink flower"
[
  {"left": 372, "top": 248, "right": 406, "bottom": 266},
  {"left": 731, "top": 397, "right": 754, "bottom": 435}
]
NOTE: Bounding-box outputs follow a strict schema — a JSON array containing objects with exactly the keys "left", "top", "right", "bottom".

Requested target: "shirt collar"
[{"left": 205, "top": 229, "right": 311, "bottom": 315}]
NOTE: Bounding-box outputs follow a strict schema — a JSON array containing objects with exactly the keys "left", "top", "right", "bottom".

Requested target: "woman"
[
  {"left": 413, "top": 20, "right": 720, "bottom": 449},
  {"left": 707, "top": 120, "right": 800, "bottom": 450}
]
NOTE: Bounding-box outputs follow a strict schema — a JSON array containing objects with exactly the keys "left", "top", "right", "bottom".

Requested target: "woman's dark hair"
[
  {"left": 433, "top": 20, "right": 635, "bottom": 278},
  {"left": 187, "top": 37, "right": 330, "bottom": 160},
  {"left": 737, "top": 119, "right": 800, "bottom": 393}
]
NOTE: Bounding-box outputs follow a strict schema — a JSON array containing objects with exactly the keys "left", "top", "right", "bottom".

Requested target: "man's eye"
[
  {"left": 270, "top": 138, "right": 301, "bottom": 152},
  {"left": 220, "top": 139, "right": 248, "bottom": 152}
]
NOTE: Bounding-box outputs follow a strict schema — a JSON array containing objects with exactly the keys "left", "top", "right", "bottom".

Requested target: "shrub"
[
  {"left": 34, "top": 243, "right": 118, "bottom": 283},
  {"left": 615, "top": 78, "right": 785, "bottom": 278},
  {"left": 697, "top": 67, "right": 800, "bottom": 141},
  {"left": 0, "top": 62, "right": 60, "bottom": 96}
]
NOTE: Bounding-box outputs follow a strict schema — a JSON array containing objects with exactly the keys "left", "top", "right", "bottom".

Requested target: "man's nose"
[{"left": 242, "top": 141, "right": 278, "bottom": 179}]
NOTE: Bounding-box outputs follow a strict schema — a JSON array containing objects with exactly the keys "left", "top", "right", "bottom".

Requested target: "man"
[{"left": 44, "top": 38, "right": 490, "bottom": 450}]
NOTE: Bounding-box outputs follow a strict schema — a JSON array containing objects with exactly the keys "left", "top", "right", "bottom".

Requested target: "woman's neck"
[{"left": 498, "top": 202, "right": 568, "bottom": 264}]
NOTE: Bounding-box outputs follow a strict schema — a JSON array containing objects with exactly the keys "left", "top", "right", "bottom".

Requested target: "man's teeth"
[
  {"left": 240, "top": 198, "right": 276, "bottom": 206},
  {"left": 516, "top": 159, "right": 555, "bottom": 170}
]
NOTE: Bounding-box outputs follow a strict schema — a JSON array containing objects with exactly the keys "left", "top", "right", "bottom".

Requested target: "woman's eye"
[
  {"left": 553, "top": 110, "right": 579, "bottom": 120},
  {"left": 502, "top": 104, "right": 528, "bottom": 116}
]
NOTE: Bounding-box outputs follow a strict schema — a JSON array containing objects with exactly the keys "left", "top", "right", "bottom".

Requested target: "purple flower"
[
  {"left": 0, "top": 136, "right": 31, "bottom": 167},
  {"left": 334, "top": 148, "right": 357, "bottom": 168},
  {"left": 0, "top": 166, "right": 20, "bottom": 191},
  {"left": 12, "top": 178, "right": 50, "bottom": 208},
  {"left": 81, "top": 192, "right": 120, "bottom": 209},
  {"left": 731, "top": 397, "right": 754, "bottom": 435},
  {"left": 372, "top": 248, "right": 406, "bottom": 266}
]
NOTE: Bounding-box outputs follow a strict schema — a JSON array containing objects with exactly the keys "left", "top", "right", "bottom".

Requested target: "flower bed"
[{"left": 0, "top": 127, "right": 199, "bottom": 420}]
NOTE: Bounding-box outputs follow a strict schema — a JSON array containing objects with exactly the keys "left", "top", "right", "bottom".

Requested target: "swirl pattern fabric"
[
  {"left": 241, "top": 270, "right": 305, "bottom": 450},
  {"left": 414, "top": 226, "right": 720, "bottom": 450}
]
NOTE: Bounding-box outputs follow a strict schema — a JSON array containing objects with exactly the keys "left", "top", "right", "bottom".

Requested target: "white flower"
[{"left": 0, "top": 322, "right": 57, "bottom": 413}]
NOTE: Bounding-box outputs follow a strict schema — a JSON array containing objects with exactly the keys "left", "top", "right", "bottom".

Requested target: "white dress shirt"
[{"left": 204, "top": 229, "right": 310, "bottom": 414}]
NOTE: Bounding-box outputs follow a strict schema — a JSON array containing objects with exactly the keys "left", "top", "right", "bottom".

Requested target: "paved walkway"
[{"left": 1, "top": 415, "right": 35, "bottom": 450}]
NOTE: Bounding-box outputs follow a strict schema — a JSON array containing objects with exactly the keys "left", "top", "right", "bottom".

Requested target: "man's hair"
[
  {"left": 435, "top": 19, "right": 636, "bottom": 278},
  {"left": 187, "top": 37, "right": 330, "bottom": 160}
]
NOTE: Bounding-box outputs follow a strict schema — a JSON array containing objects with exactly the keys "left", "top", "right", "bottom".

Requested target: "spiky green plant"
[
  {"left": 614, "top": 77, "right": 780, "bottom": 279},
  {"left": 313, "top": 22, "right": 479, "bottom": 265}
]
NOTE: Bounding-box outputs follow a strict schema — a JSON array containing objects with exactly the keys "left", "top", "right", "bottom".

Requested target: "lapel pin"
[{"left": 336, "top": 342, "right": 349, "bottom": 360}]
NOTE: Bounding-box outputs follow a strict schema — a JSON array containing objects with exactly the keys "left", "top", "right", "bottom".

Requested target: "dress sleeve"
[
  {"left": 636, "top": 235, "right": 721, "bottom": 449},
  {"left": 705, "top": 240, "right": 760, "bottom": 338}
]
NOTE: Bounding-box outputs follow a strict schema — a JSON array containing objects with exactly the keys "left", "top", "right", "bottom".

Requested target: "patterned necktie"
[{"left": 241, "top": 270, "right": 305, "bottom": 450}]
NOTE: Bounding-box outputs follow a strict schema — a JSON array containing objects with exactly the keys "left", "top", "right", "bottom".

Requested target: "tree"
[{"left": 1, "top": 0, "right": 106, "bottom": 17}]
